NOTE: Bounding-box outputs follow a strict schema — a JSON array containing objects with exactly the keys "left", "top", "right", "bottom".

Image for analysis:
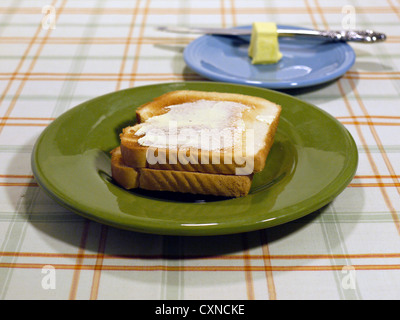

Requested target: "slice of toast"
[
  {"left": 111, "top": 146, "right": 139, "bottom": 189},
  {"left": 111, "top": 147, "right": 253, "bottom": 197},
  {"left": 119, "top": 90, "right": 281, "bottom": 175}
]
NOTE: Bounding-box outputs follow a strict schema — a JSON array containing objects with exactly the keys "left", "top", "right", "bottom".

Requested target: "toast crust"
[{"left": 110, "top": 147, "right": 139, "bottom": 189}]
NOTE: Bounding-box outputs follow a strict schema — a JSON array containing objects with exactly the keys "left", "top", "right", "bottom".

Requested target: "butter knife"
[{"left": 157, "top": 26, "right": 386, "bottom": 43}]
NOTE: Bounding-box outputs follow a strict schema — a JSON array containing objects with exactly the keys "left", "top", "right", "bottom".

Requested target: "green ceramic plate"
[{"left": 31, "top": 82, "right": 358, "bottom": 236}]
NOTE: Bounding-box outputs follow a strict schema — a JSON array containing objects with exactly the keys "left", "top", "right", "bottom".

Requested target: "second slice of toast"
[{"left": 111, "top": 147, "right": 253, "bottom": 198}]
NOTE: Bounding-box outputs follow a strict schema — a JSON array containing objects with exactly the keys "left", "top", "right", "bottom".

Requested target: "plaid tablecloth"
[{"left": 0, "top": 0, "right": 399, "bottom": 300}]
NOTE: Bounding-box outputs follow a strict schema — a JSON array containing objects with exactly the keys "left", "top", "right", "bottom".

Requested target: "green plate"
[{"left": 31, "top": 82, "right": 358, "bottom": 236}]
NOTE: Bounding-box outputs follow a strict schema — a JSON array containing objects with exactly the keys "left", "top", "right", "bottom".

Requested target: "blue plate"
[{"left": 183, "top": 25, "right": 356, "bottom": 89}]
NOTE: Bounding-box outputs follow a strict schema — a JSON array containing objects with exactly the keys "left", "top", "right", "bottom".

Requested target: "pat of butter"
[
  {"left": 256, "top": 114, "right": 275, "bottom": 125},
  {"left": 248, "top": 22, "right": 282, "bottom": 64}
]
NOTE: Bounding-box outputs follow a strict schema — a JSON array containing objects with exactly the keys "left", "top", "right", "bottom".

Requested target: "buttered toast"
[
  {"left": 112, "top": 90, "right": 281, "bottom": 197},
  {"left": 119, "top": 90, "right": 281, "bottom": 175}
]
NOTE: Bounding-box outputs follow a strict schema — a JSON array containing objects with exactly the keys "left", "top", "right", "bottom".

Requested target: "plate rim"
[
  {"left": 183, "top": 24, "right": 356, "bottom": 89},
  {"left": 31, "top": 81, "right": 358, "bottom": 236}
]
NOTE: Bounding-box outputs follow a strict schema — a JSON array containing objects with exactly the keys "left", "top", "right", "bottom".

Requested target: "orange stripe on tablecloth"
[
  {"left": 90, "top": 224, "right": 108, "bottom": 300},
  {"left": 336, "top": 115, "right": 400, "bottom": 120},
  {"left": 349, "top": 182, "right": 400, "bottom": 187},
  {"left": 220, "top": 0, "right": 226, "bottom": 28},
  {"left": 387, "top": 0, "right": 400, "bottom": 19},
  {"left": 340, "top": 121, "right": 400, "bottom": 126},
  {"left": 314, "top": 0, "right": 329, "bottom": 29},
  {"left": 0, "top": 117, "right": 55, "bottom": 121},
  {"left": 115, "top": 1, "right": 141, "bottom": 91},
  {"left": 354, "top": 175, "right": 400, "bottom": 179},
  {"left": 344, "top": 75, "right": 400, "bottom": 80},
  {"left": 0, "top": 175, "right": 35, "bottom": 179},
  {"left": 0, "top": 182, "right": 38, "bottom": 187},
  {"left": 229, "top": 0, "right": 237, "bottom": 27},
  {"left": 347, "top": 71, "right": 400, "bottom": 75},
  {"left": 304, "top": 0, "right": 318, "bottom": 29},
  {"left": 69, "top": 220, "right": 90, "bottom": 300},
  {"left": 385, "top": 38, "right": 400, "bottom": 43},
  {"left": 2, "top": 262, "right": 400, "bottom": 272},
  {"left": 260, "top": 231, "right": 277, "bottom": 300},
  {"left": 1, "top": 123, "right": 49, "bottom": 127},
  {"left": 0, "top": 72, "right": 196, "bottom": 77},
  {"left": 129, "top": 0, "right": 151, "bottom": 87},
  {"left": 241, "top": 233, "right": 255, "bottom": 300}
]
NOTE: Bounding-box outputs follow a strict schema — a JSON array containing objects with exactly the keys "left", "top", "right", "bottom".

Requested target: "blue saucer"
[{"left": 183, "top": 25, "right": 356, "bottom": 89}]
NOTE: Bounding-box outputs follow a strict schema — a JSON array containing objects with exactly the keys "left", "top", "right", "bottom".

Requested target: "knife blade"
[{"left": 157, "top": 26, "right": 386, "bottom": 43}]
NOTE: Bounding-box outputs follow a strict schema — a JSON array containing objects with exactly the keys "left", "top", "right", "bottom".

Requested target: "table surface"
[{"left": 0, "top": 0, "right": 400, "bottom": 300}]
